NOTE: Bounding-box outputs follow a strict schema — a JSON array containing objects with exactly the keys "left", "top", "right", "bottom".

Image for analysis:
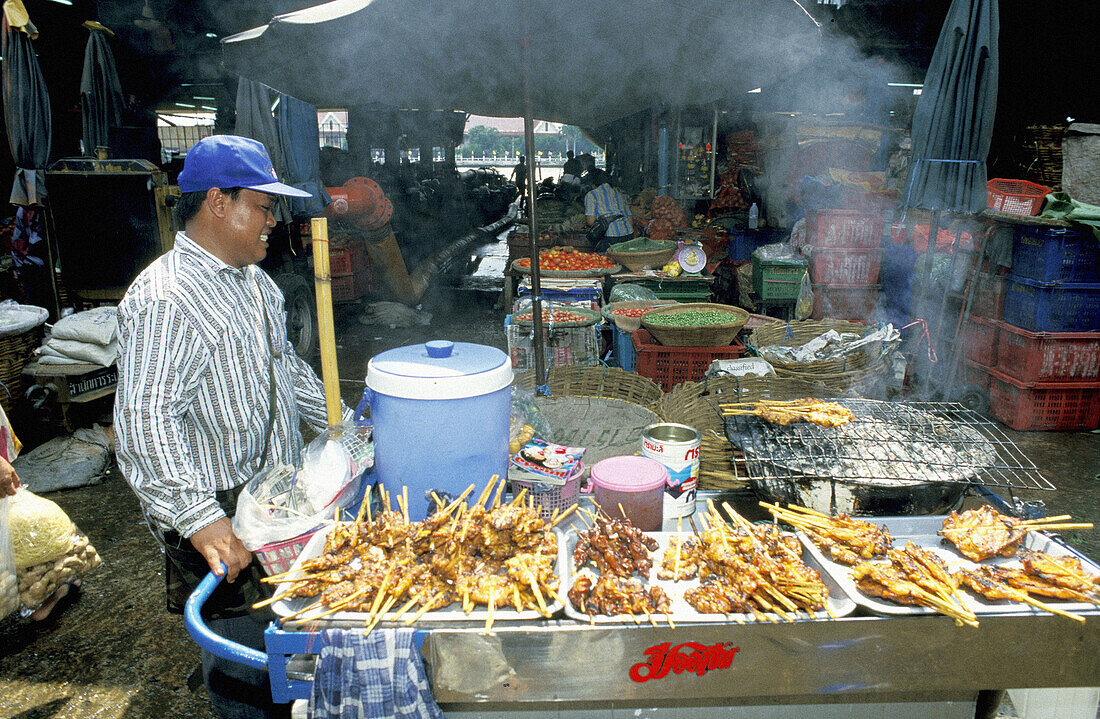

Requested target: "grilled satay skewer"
[{"left": 955, "top": 567, "right": 1085, "bottom": 623}]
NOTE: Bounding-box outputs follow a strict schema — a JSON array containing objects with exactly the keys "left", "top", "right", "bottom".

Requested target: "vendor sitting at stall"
[
  {"left": 584, "top": 169, "right": 635, "bottom": 251},
  {"left": 114, "top": 135, "right": 349, "bottom": 719}
]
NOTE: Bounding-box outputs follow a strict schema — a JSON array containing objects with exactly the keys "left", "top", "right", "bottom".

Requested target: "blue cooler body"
[{"left": 365, "top": 340, "right": 513, "bottom": 520}]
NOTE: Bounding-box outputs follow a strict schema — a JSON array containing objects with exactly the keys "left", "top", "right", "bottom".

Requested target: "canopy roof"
[{"left": 223, "top": 0, "right": 824, "bottom": 127}]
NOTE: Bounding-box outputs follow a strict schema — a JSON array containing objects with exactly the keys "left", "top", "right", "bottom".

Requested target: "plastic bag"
[
  {"left": 0, "top": 497, "right": 18, "bottom": 619},
  {"left": 510, "top": 386, "right": 553, "bottom": 447},
  {"left": 9, "top": 489, "right": 101, "bottom": 616},
  {"left": 608, "top": 283, "right": 659, "bottom": 302},
  {"left": 0, "top": 300, "right": 48, "bottom": 339},
  {"left": 49, "top": 306, "right": 118, "bottom": 345},
  {"left": 795, "top": 273, "right": 814, "bottom": 320}
]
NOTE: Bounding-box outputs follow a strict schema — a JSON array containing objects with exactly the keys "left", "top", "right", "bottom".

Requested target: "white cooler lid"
[{"left": 366, "top": 340, "right": 513, "bottom": 400}]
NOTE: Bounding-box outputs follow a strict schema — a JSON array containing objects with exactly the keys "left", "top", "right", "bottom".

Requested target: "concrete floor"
[{"left": 0, "top": 234, "right": 1097, "bottom": 718}]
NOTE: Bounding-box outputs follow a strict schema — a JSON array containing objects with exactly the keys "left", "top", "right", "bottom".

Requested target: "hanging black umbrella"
[
  {"left": 79, "top": 21, "right": 126, "bottom": 158},
  {"left": 906, "top": 0, "right": 999, "bottom": 213},
  {"left": 2, "top": 4, "right": 51, "bottom": 205}
]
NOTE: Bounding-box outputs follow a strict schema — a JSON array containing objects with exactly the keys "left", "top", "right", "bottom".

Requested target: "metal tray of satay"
[
  {"left": 560, "top": 529, "right": 857, "bottom": 625},
  {"left": 797, "top": 514, "right": 1100, "bottom": 618},
  {"left": 271, "top": 526, "right": 566, "bottom": 627}
]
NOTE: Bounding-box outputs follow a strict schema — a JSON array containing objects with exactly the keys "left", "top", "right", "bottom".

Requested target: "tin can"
[{"left": 641, "top": 422, "right": 700, "bottom": 521}]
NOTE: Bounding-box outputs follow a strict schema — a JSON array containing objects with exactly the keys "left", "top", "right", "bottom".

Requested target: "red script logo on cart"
[{"left": 629, "top": 642, "right": 740, "bottom": 683}]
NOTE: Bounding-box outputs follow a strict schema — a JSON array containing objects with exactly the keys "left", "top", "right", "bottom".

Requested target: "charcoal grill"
[{"left": 725, "top": 399, "right": 1054, "bottom": 515}]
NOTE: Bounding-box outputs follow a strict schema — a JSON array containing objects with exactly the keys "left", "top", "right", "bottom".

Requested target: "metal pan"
[
  {"left": 271, "top": 526, "right": 565, "bottom": 625},
  {"left": 561, "top": 530, "right": 856, "bottom": 624},
  {"left": 799, "top": 514, "right": 1100, "bottom": 618}
]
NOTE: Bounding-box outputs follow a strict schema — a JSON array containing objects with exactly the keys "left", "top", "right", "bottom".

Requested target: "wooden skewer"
[
  {"left": 309, "top": 589, "right": 368, "bottom": 621},
  {"left": 404, "top": 591, "right": 445, "bottom": 626},
  {"left": 402, "top": 486, "right": 410, "bottom": 524},
  {"left": 529, "top": 579, "right": 548, "bottom": 615},
  {"left": 512, "top": 487, "right": 528, "bottom": 507},
  {"left": 645, "top": 611, "right": 657, "bottom": 627},
  {"left": 474, "top": 476, "right": 497, "bottom": 508},
  {"left": 279, "top": 597, "right": 327, "bottom": 623},
  {"left": 1017, "top": 594, "right": 1086, "bottom": 624},
  {"left": 1019, "top": 515, "right": 1072, "bottom": 525},
  {"left": 431, "top": 491, "right": 444, "bottom": 512},
  {"left": 442, "top": 484, "right": 476, "bottom": 516},
  {"left": 1026, "top": 523, "right": 1093, "bottom": 531},
  {"left": 391, "top": 594, "right": 422, "bottom": 623},
  {"left": 666, "top": 613, "right": 675, "bottom": 629},
  {"left": 364, "top": 486, "right": 373, "bottom": 523},
  {"left": 492, "top": 476, "right": 507, "bottom": 508},
  {"left": 513, "top": 585, "right": 523, "bottom": 612},
  {"left": 363, "top": 594, "right": 400, "bottom": 635},
  {"left": 550, "top": 504, "right": 578, "bottom": 528},
  {"left": 381, "top": 485, "right": 391, "bottom": 512},
  {"left": 252, "top": 588, "right": 296, "bottom": 609},
  {"left": 484, "top": 589, "right": 497, "bottom": 634},
  {"left": 396, "top": 493, "right": 408, "bottom": 524},
  {"left": 355, "top": 489, "right": 371, "bottom": 524},
  {"left": 617, "top": 502, "right": 628, "bottom": 521}
]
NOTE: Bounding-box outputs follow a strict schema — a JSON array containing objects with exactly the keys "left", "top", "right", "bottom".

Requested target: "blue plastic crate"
[
  {"left": 611, "top": 325, "right": 636, "bottom": 371},
  {"left": 516, "top": 286, "right": 603, "bottom": 310},
  {"left": 1011, "top": 226, "right": 1100, "bottom": 283},
  {"left": 728, "top": 227, "right": 783, "bottom": 262},
  {"left": 1004, "top": 275, "right": 1100, "bottom": 333}
]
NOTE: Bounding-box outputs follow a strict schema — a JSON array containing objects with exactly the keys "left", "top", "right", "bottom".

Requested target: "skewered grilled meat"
[
  {"left": 656, "top": 536, "right": 700, "bottom": 581},
  {"left": 573, "top": 516, "right": 658, "bottom": 577},
  {"left": 684, "top": 575, "right": 754, "bottom": 614},
  {"left": 988, "top": 565, "right": 1095, "bottom": 602},
  {"left": 939, "top": 506, "right": 1028, "bottom": 562},
  {"left": 852, "top": 562, "right": 932, "bottom": 607},
  {"left": 722, "top": 399, "right": 856, "bottom": 427},
  {"left": 569, "top": 574, "right": 671, "bottom": 617},
  {"left": 1019, "top": 550, "right": 1100, "bottom": 594}
]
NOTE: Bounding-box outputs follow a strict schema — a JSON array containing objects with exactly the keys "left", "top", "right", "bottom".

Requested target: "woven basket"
[
  {"left": 510, "top": 305, "right": 600, "bottom": 328},
  {"left": 642, "top": 303, "right": 749, "bottom": 347},
  {"left": 510, "top": 257, "right": 621, "bottom": 278},
  {"left": 605, "top": 240, "right": 677, "bottom": 272},
  {"left": 513, "top": 365, "right": 663, "bottom": 409},
  {"left": 601, "top": 300, "right": 679, "bottom": 333},
  {"left": 747, "top": 319, "right": 894, "bottom": 392},
  {"left": 655, "top": 375, "right": 837, "bottom": 490},
  {"left": 0, "top": 326, "right": 45, "bottom": 416}
]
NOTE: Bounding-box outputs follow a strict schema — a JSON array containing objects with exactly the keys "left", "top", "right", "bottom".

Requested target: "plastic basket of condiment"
[
  {"left": 1003, "top": 275, "right": 1100, "bottom": 333},
  {"left": 987, "top": 178, "right": 1050, "bottom": 216},
  {"left": 510, "top": 463, "right": 584, "bottom": 521},
  {"left": 1010, "top": 226, "right": 1100, "bottom": 284},
  {"left": 963, "top": 316, "right": 1000, "bottom": 367},
  {"left": 631, "top": 328, "right": 746, "bottom": 391},
  {"left": 806, "top": 209, "right": 885, "bottom": 248},
  {"left": 987, "top": 367, "right": 1100, "bottom": 431},
  {"left": 995, "top": 322, "right": 1100, "bottom": 382},
  {"left": 254, "top": 527, "right": 323, "bottom": 576},
  {"left": 809, "top": 248, "right": 882, "bottom": 285}
]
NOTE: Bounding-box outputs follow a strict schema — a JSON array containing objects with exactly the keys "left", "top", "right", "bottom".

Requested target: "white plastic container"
[{"left": 365, "top": 340, "right": 513, "bottom": 520}]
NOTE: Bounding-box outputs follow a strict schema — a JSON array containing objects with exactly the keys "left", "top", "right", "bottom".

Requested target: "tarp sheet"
[{"left": 222, "top": 0, "right": 823, "bottom": 128}]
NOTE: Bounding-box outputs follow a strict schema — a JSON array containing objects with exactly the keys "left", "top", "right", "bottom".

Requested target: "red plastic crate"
[
  {"left": 811, "top": 284, "right": 881, "bottom": 320},
  {"left": 987, "top": 178, "right": 1050, "bottom": 217},
  {"left": 962, "top": 316, "right": 1000, "bottom": 367},
  {"left": 962, "top": 360, "right": 991, "bottom": 394},
  {"left": 806, "top": 209, "right": 885, "bottom": 248},
  {"left": 987, "top": 367, "right": 1100, "bottom": 431},
  {"left": 995, "top": 322, "right": 1100, "bottom": 382},
  {"left": 330, "top": 242, "right": 368, "bottom": 276},
  {"left": 810, "top": 248, "right": 882, "bottom": 285},
  {"left": 332, "top": 268, "right": 373, "bottom": 302},
  {"left": 631, "top": 329, "right": 746, "bottom": 391}
]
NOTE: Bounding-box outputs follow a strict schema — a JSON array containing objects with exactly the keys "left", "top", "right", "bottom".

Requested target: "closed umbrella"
[
  {"left": 79, "top": 21, "right": 126, "bottom": 158},
  {"left": 235, "top": 78, "right": 291, "bottom": 223},
  {"left": 274, "top": 92, "right": 331, "bottom": 220},
  {"left": 906, "top": 0, "right": 999, "bottom": 213},
  {"left": 1, "top": 1, "right": 51, "bottom": 206}
]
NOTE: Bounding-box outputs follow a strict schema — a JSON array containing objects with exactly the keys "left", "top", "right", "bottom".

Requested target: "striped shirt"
[
  {"left": 114, "top": 232, "right": 336, "bottom": 538},
  {"left": 584, "top": 183, "right": 633, "bottom": 238}
]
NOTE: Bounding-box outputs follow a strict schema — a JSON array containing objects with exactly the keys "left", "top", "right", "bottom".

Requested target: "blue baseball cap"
[{"left": 177, "top": 135, "right": 311, "bottom": 197}]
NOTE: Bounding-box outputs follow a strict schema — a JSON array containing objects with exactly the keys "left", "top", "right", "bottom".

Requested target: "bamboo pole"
[{"left": 310, "top": 217, "right": 344, "bottom": 427}]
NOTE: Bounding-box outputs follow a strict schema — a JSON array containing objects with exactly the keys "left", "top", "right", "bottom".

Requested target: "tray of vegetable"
[
  {"left": 641, "top": 303, "right": 750, "bottom": 347},
  {"left": 512, "top": 248, "right": 620, "bottom": 277}
]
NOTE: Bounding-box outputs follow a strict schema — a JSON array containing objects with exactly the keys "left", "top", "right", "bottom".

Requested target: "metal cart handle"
[{"left": 183, "top": 564, "right": 267, "bottom": 671}]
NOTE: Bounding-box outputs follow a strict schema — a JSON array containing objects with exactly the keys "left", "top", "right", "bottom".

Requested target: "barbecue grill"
[{"left": 725, "top": 400, "right": 1054, "bottom": 515}]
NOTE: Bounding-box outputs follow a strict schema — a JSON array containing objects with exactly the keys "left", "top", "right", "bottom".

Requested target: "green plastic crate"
[
  {"left": 752, "top": 253, "right": 808, "bottom": 301},
  {"left": 636, "top": 279, "right": 712, "bottom": 303}
]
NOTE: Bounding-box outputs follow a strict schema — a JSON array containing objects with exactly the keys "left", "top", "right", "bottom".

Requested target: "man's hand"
[
  {"left": 0, "top": 456, "right": 20, "bottom": 497},
  {"left": 188, "top": 517, "right": 253, "bottom": 583}
]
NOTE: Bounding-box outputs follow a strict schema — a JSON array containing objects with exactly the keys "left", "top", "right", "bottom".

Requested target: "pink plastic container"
[{"left": 589, "top": 456, "right": 668, "bottom": 531}]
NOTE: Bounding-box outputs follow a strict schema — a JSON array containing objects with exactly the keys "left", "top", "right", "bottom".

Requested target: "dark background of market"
[{"left": 0, "top": 1, "right": 1098, "bottom": 717}]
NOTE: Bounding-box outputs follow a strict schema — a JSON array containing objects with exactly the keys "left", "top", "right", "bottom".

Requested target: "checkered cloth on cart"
[{"left": 308, "top": 628, "right": 442, "bottom": 719}]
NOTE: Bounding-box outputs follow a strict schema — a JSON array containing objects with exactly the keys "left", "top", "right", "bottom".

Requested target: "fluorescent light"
[
  {"left": 45, "top": 0, "right": 73, "bottom": 5},
  {"left": 888, "top": 83, "right": 923, "bottom": 88},
  {"left": 205, "top": 33, "right": 218, "bottom": 38},
  {"left": 200, "top": 106, "right": 217, "bottom": 111},
  {"left": 748, "top": 87, "right": 762, "bottom": 94},
  {"left": 176, "top": 102, "right": 196, "bottom": 108},
  {"left": 913, "top": 88, "right": 922, "bottom": 95},
  {"left": 193, "top": 96, "right": 216, "bottom": 101}
]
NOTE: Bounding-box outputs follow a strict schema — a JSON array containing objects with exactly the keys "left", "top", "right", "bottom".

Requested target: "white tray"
[
  {"left": 561, "top": 529, "right": 856, "bottom": 624},
  {"left": 798, "top": 514, "right": 1100, "bottom": 618},
  {"left": 271, "top": 526, "right": 564, "bottom": 624}
]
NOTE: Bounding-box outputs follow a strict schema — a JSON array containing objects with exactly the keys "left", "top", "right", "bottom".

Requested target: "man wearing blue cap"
[{"left": 115, "top": 135, "right": 339, "bottom": 718}]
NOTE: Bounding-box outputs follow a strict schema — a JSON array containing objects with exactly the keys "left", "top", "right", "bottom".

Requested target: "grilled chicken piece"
[
  {"left": 1019, "top": 550, "right": 1100, "bottom": 594},
  {"left": 990, "top": 565, "right": 1094, "bottom": 602},
  {"left": 569, "top": 574, "right": 670, "bottom": 616},
  {"left": 684, "top": 575, "right": 753, "bottom": 614},
  {"left": 657, "top": 536, "right": 700, "bottom": 581},
  {"left": 955, "top": 566, "right": 1028, "bottom": 603},
  {"left": 939, "top": 506, "right": 1028, "bottom": 562}
]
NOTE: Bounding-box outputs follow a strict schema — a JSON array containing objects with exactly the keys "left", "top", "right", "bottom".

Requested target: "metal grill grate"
[{"left": 724, "top": 400, "right": 1054, "bottom": 491}]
